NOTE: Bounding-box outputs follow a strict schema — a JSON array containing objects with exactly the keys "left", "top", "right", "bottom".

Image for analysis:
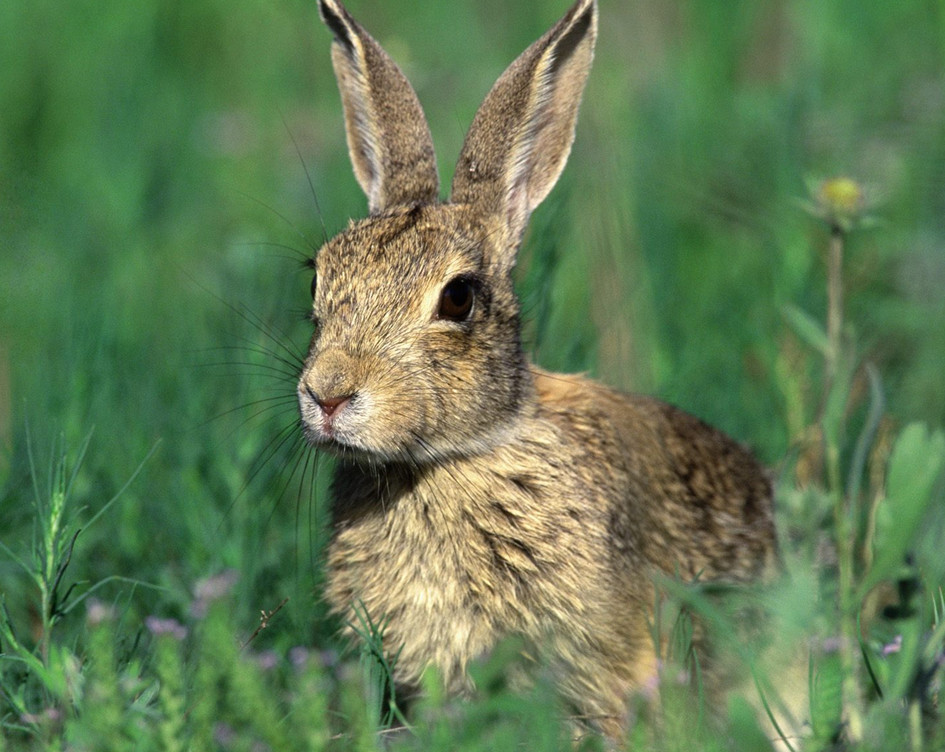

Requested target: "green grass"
[{"left": 2, "top": 0, "right": 945, "bottom": 749}]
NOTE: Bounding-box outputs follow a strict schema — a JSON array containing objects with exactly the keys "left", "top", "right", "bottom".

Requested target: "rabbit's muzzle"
[
  {"left": 298, "top": 347, "right": 360, "bottom": 445},
  {"left": 297, "top": 344, "right": 435, "bottom": 461}
]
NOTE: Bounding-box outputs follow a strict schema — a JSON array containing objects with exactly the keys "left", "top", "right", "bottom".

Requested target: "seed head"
[{"left": 805, "top": 176, "right": 871, "bottom": 233}]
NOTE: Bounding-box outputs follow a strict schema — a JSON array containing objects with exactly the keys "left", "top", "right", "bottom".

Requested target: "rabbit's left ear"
[
  {"left": 451, "top": 0, "right": 597, "bottom": 263},
  {"left": 319, "top": 0, "right": 440, "bottom": 213}
]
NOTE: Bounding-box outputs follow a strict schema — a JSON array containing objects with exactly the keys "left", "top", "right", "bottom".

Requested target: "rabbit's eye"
[{"left": 438, "top": 277, "right": 475, "bottom": 322}]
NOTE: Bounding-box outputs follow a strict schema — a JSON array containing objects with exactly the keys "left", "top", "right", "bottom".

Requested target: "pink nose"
[{"left": 317, "top": 395, "right": 351, "bottom": 418}]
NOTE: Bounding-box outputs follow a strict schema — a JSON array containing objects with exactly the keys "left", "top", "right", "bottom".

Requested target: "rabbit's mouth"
[
  {"left": 297, "top": 384, "right": 411, "bottom": 464},
  {"left": 297, "top": 384, "right": 359, "bottom": 448}
]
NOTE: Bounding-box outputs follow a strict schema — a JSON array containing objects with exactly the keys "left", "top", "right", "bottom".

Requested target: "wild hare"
[{"left": 297, "top": 0, "right": 777, "bottom": 739}]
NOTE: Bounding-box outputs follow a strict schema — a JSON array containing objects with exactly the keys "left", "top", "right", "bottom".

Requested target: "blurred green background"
[{"left": 1, "top": 0, "right": 944, "bottom": 648}]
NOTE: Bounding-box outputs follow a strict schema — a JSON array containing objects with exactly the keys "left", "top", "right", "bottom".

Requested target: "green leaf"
[
  {"left": 809, "top": 652, "right": 843, "bottom": 742},
  {"left": 782, "top": 304, "right": 829, "bottom": 356},
  {"left": 43, "top": 642, "right": 82, "bottom": 701},
  {"left": 862, "top": 423, "right": 945, "bottom": 594},
  {"left": 884, "top": 607, "right": 926, "bottom": 701}
]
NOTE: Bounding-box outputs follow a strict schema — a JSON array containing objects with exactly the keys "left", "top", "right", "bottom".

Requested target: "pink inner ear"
[
  {"left": 500, "top": 89, "right": 564, "bottom": 243},
  {"left": 504, "top": 175, "right": 529, "bottom": 245},
  {"left": 450, "top": 0, "right": 595, "bottom": 249},
  {"left": 324, "top": 0, "right": 439, "bottom": 214}
]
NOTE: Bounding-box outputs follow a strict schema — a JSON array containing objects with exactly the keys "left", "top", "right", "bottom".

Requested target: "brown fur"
[{"left": 299, "top": 0, "right": 777, "bottom": 738}]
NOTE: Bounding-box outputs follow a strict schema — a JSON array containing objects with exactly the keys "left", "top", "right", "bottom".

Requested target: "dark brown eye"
[{"left": 438, "top": 277, "right": 475, "bottom": 322}]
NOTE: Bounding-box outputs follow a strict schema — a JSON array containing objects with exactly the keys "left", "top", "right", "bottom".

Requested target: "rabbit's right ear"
[
  {"left": 318, "top": 0, "right": 439, "bottom": 213},
  {"left": 451, "top": 0, "right": 597, "bottom": 267}
]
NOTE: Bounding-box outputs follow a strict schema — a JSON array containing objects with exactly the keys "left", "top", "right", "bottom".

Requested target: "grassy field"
[{"left": 1, "top": 0, "right": 944, "bottom": 748}]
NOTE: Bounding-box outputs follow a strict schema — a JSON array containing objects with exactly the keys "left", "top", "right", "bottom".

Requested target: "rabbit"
[{"left": 297, "top": 0, "right": 778, "bottom": 739}]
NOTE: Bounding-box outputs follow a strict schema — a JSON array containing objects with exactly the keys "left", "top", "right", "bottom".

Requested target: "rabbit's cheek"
[{"left": 360, "top": 387, "right": 426, "bottom": 452}]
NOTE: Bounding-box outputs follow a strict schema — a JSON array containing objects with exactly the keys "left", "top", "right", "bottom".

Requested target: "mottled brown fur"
[{"left": 299, "top": 0, "right": 777, "bottom": 738}]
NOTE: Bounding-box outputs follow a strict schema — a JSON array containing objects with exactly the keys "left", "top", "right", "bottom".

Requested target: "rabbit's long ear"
[
  {"left": 451, "top": 0, "right": 596, "bottom": 260},
  {"left": 318, "top": 0, "right": 439, "bottom": 213}
]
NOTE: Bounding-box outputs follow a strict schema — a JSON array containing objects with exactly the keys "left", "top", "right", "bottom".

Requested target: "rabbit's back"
[{"left": 533, "top": 369, "right": 777, "bottom": 585}]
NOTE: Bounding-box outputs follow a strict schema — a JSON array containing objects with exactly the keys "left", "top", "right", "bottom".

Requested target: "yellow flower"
[
  {"left": 805, "top": 176, "right": 870, "bottom": 233},
  {"left": 818, "top": 177, "right": 864, "bottom": 217}
]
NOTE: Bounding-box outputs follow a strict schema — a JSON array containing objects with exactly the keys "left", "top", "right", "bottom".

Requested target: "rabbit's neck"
[{"left": 330, "top": 413, "right": 567, "bottom": 527}]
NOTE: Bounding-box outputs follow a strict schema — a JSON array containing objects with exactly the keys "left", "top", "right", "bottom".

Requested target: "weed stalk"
[
  {"left": 805, "top": 176, "right": 870, "bottom": 743},
  {"left": 824, "top": 218, "right": 863, "bottom": 742}
]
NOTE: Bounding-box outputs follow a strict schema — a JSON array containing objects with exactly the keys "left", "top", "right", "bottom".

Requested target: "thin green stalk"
[
  {"left": 909, "top": 695, "right": 922, "bottom": 752},
  {"left": 822, "top": 221, "right": 863, "bottom": 743},
  {"left": 825, "top": 224, "right": 844, "bottom": 389},
  {"left": 835, "top": 514, "right": 863, "bottom": 742}
]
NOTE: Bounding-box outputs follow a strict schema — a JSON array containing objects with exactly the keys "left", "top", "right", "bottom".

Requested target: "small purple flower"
[
  {"left": 214, "top": 722, "right": 237, "bottom": 748},
  {"left": 145, "top": 616, "right": 188, "bottom": 641},
  {"left": 20, "top": 707, "right": 61, "bottom": 725},
  {"left": 86, "top": 600, "right": 116, "bottom": 626},
  {"left": 289, "top": 646, "right": 310, "bottom": 670},
  {"left": 881, "top": 634, "right": 903, "bottom": 657},
  {"left": 255, "top": 650, "right": 280, "bottom": 671},
  {"left": 191, "top": 569, "right": 239, "bottom": 618},
  {"left": 819, "top": 636, "right": 844, "bottom": 654},
  {"left": 319, "top": 649, "right": 340, "bottom": 670}
]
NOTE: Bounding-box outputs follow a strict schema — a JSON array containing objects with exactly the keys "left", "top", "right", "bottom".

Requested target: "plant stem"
[
  {"left": 826, "top": 223, "right": 844, "bottom": 389},
  {"left": 823, "top": 221, "right": 864, "bottom": 743},
  {"left": 909, "top": 694, "right": 922, "bottom": 752},
  {"left": 835, "top": 509, "right": 863, "bottom": 742}
]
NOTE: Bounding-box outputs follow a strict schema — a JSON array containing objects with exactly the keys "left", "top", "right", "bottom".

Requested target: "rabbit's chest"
[{"left": 326, "top": 477, "right": 548, "bottom": 685}]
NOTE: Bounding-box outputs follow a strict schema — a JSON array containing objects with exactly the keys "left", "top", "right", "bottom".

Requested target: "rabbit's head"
[{"left": 298, "top": 0, "right": 597, "bottom": 465}]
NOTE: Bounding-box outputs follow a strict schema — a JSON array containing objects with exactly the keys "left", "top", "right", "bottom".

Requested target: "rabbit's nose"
[{"left": 317, "top": 394, "right": 352, "bottom": 418}]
